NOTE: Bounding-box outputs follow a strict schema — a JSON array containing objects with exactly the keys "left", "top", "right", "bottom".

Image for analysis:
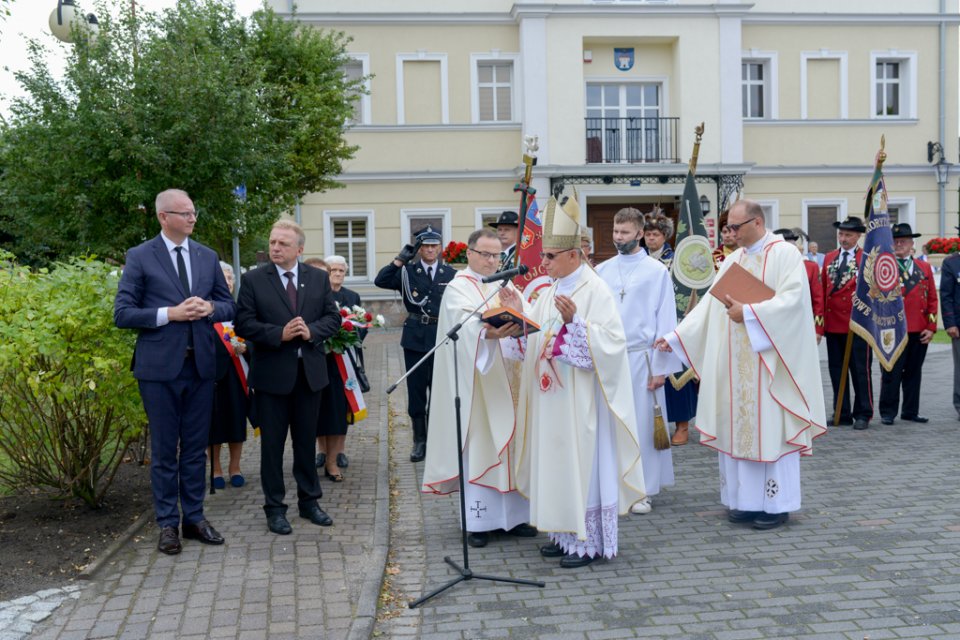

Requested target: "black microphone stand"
[{"left": 387, "top": 279, "right": 544, "bottom": 608}]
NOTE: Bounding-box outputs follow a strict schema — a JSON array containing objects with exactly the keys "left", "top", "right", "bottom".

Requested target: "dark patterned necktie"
[
  {"left": 834, "top": 251, "right": 848, "bottom": 288},
  {"left": 284, "top": 271, "right": 297, "bottom": 311},
  {"left": 175, "top": 246, "right": 190, "bottom": 294}
]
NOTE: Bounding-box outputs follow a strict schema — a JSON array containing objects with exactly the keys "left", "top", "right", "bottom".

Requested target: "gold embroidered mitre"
[{"left": 542, "top": 192, "right": 581, "bottom": 250}]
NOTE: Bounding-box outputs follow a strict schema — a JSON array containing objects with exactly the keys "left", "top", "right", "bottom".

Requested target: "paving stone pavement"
[{"left": 18, "top": 334, "right": 960, "bottom": 640}]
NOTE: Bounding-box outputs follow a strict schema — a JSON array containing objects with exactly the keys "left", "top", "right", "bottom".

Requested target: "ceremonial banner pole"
[
  {"left": 512, "top": 136, "right": 538, "bottom": 270},
  {"left": 833, "top": 136, "right": 908, "bottom": 425}
]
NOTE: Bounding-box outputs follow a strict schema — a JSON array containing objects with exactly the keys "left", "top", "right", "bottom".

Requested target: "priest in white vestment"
[
  {"left": 655, "top": 199, "right": 827, "bottom": 530},
  {"left": 493, "top": 194, "right": 646, "bottom": 568},
  {"left": 421, "top": 229, "right": 535, "bottom": 547},
  {"left": 596, "top": 207, "right": 676, "bottom": 514}
]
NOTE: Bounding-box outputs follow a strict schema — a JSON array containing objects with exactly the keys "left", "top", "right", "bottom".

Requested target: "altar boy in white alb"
[
  {"left": 655, "top": 199, "right": 826, "bottom": 530},
  {"left": 493, "top": 193, "right": 645, "bottom": 568},
  {"left": 596, "top": 207, "right": 676, "bottom": 514},
  {"left": 421, "top": 229, "right": 536, "bottom": 548}
]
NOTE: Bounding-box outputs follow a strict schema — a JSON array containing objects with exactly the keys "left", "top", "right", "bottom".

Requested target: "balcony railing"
[{"left": 585, "top": 116, "right": 679, "bottom": 164}]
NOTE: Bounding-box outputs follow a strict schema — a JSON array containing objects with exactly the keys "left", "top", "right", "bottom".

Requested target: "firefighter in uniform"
[
  {"left": 879, "top": 223, "right": 938, "bottom": 425},
  {"left": 375, "top": 226, "right": 454, "bottom": 462},
  {"left": 822, "top": 216, "right": 874, "bottom": 430}
]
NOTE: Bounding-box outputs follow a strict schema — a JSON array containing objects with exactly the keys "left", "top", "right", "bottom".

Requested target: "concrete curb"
[
  {"left": 346, "top": 344, "right": 392, "bottom": 640},
  {"left": 77, "top": 506, "right": 153, "bottom": 580}
]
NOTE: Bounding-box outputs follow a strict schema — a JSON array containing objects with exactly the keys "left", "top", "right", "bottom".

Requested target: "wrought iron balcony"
[{"left": 585, "top": 116, "right": 679, "bottom": 164}]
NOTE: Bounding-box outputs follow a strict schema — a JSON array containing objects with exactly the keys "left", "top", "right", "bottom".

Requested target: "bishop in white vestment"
[
  {"left": 422, "top": 230, "right": 531, "bottom": 544},
  {"left": 596, "top": 207, "right": 676, "bottom": 509},
  {"left": 656, "top": 200, "right": 827, "bottom": 530},
  {"left": 495, "top": 194, "right": 645, "bottom": 568}
]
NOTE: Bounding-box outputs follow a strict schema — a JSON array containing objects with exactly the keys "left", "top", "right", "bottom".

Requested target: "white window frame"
[
  {"left": 741, "top": 50, "right": 778, "bottom": 120},
  {"left": 470, "top": 53, "right": 520, "bottom": 124},
  {"left": 756, "top": 199, "right": 780, "bottom": 230},
  {"left": 801, "top": 199, "right": 848, "bottom": 249},
  {"left": 401, "top": 208, "right": 452, "bottom": 247},
  {"left": 396, "top": 52, "right": 449, "bottom": 125},
  {"left": 322, "top": 210, "right": 376, "bottom": 283},
  {"left": 870, "top": 51, "right": 918, "bottom": 120},
  {"left": 344, "top": 54, "right": 371, "bottom": 126},
  {"left": 800, "top": 50, "right": 848, "bottom": 120},
  {"left": 475, "top": 207, "right": 506, "bottom": 230},
  {"left": 886, "top": 197, "right": 916, "bottom": 229}
]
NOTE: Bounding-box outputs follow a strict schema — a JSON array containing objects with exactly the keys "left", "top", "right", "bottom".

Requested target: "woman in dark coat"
[
  {"left": 208, "top": 262, "right": 248, "bottom": 488},
  {"left": 311, "top": 255, "right": 366, "bottom": 482}
]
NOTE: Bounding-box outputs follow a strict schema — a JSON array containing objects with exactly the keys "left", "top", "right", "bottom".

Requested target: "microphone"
[{"left": 481, "top": 264, "right": 529, "bottom": 284}]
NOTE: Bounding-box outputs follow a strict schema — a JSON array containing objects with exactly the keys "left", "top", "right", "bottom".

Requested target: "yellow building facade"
[{"left": 269, "top": 0, "right": 959, "bottom": 300}]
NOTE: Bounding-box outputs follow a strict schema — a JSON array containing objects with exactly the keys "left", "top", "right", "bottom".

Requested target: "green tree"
[{"left": 0, "top": 0, "right": 360, "bottom": 265}]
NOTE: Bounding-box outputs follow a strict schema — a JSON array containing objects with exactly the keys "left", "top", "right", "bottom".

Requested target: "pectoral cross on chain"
[{"left": 619, "top": 288, "right": 626, "bottom": 303}]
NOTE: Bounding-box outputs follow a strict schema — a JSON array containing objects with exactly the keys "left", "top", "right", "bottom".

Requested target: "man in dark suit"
[
  {"left": 235, "top": 220, "right": 342, "bottom": 535},
  {"left": 374, "top": 226, "right": 454, "bottom": 462},
  {"left": 879, "top": 223, "right": 938, "bottom": 425},
  {"left": 490, "top": 210, "right": 519, "bottom": 271},
  {"left": 940, "top": 238, "right": 960, "bottom": 420},
  {"left": 821, "top": 216, "right": 873, "bottom": 430},
  {"left": 114, "top": 188, "right": 236, "bottom": 555}
]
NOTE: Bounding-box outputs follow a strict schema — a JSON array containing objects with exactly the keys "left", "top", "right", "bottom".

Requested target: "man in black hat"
[
  {"left": 821, "top": 216, "right": 874, "bottom": 430},
  {"left": 879, "top": 224, "right": 938, "bottom": 425},
  {"left": 490, "top": 210, "right": 519, "bottom": 272},
  {"left": 940, "top": 229, "right": 960, "bottom": 420},
  {"left": 375, "top": 226, "right": 455, "bottom": 462},
  {"left": 774, "top": 228, "right": 824, "bottom": 336}
]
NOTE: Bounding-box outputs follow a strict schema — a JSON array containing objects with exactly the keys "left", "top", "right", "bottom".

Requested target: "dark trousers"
[
  {"left": 879, "top": 332, "right": 927, "bottom": 419},
  {"left": 139, "top": 357, "right": 213, "bottom": 528},
  {"left": 256, "top": 362, "right": 323, "bottom": 516},
  {"left": 826, "top": 332, "right": 874, "bottom": 422},
  {"left": 403, "top": 348, "right": 434, "bottom": 420}
]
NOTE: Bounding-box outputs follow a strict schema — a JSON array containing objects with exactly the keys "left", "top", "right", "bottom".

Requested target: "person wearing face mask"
[{"left": 595, "top": 207, "right": 676, "bottom": 515}]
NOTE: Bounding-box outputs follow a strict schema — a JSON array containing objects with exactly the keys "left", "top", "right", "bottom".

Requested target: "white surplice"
[
  {"left": 660, "top": 232, "right": 827, "bottom": 513},
  {"left": 421, "top": 267, "right": 529, "bottom": 532},
  {"left": 505, "top": 265, "right": 645, "bottom": 558},
  {"left": 596, "top": 251, "right": 676, "bottom": 496}
]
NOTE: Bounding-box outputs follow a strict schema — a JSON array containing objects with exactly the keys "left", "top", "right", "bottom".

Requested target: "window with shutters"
[{"left": 401, "top": 209, "right": 451, "bottom": 246}]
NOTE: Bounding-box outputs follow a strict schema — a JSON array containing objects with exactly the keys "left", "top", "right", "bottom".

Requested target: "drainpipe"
[{"left": 938, "top": 0, "right": 946, "bottom": 236}]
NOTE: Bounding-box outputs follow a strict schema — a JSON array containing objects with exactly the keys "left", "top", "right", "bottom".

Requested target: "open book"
[
  {"left": 708, "top": 262, "right": 775, "bottom": 305},
  {"left": 481, "top": 307, "right": 541, "bottom": 334}
]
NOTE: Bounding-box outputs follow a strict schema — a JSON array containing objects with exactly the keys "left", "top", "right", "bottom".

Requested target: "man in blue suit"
[{"left": 115, "top": 188, "right": 236, "bottom": 555}]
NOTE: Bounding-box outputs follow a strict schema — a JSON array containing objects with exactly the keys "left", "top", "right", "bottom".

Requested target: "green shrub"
[{"left": 0, "top": 252, "right": 144, "bottom": 507}]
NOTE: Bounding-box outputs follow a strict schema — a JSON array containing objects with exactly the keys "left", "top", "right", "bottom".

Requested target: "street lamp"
[
  {"left": 928, "top": 141, "right": 953, "bottom": 236},
  {"left": 49, "top": 0, "right": 99, "bottom": 43},
  {"left": 699, "top": 194, "right": 711, "bottom": 215}
]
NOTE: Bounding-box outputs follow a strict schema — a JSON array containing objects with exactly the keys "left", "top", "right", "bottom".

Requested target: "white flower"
[{"left": 376, "top": 314, "right": 386, "bottom": 326}]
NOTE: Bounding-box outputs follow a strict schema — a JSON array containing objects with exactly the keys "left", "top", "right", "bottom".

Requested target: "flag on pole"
[
  {"left": 513, "top": 192, "right": 551, "bottom": 301},
  {"left": 669, "top": 171, "right": 715, "bottom": 322},
  {"left": 848, "top": 146, "right": 907, "bottom": 371}
]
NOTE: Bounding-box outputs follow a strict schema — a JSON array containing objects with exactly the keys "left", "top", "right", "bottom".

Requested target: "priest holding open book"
[
  {"left": 655, "top": 199, "right": 826, "bottom": 531},
  {"left": 421, "top": 228, "right": 537, "bottom": 548}
]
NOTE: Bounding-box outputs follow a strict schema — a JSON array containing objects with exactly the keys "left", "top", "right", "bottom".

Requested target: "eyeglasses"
[
  {"left": 467, "top": 248, "right": 499, "bottom": 260},
  {"left": 163, "top": 210, "right": 199, "bottom": 220},
  {"left": 726, "top": 216, "right": 759, "bottom": 233},
  {"left": 539, "top": 250, "right": 574, "bottom": 260}
]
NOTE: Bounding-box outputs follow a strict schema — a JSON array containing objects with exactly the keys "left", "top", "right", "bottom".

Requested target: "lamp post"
[
  {"left": 928, "top": 141, "right": 952, "bottom": 237},
  {"left": 49, "top": 0, "right": 99, "bottom": 43}
]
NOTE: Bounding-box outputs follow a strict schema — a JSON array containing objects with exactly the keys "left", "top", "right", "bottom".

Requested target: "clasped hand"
[
  {"left": 282, "top": 317, "right": 311, "bottom": 342},
  {"left": 170, "top": 296, "right": 214, "bottom": 322}
]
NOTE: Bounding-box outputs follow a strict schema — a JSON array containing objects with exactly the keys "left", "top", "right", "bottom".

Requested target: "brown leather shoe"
[
  {"left": 158, "top": 526, "right": 182, "bottom": 555},
  {"left": 671, "top": 424, "right": 689, "bottom": 446},
  {"left": 182, "top": 520, "right": 224, "bottom": 545}
]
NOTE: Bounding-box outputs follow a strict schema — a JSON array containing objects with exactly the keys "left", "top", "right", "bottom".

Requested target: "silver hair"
[
  {"left": 324, "top": 255, "right": 348, "bottom": 269},
  {"left": 219, "top": 261, "right": 234, "bottom": 273}
]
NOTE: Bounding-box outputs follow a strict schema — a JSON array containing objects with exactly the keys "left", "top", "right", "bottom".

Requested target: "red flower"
[
  {"left": 339, "top": 308, "right": 349, "bottom": 317},
  {"left": 343, "top": 320, "right": 355, "bottom": 331},
  {"left": 365, "top": 312, "right": 373, "bottom": 322}
]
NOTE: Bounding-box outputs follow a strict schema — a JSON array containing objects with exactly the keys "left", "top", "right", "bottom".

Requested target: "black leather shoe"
[
  {"left": 727, "top": 509, "right": 763, "bottom": 524},
  {"left": 559, "top": 553, "right": 595, "bottom": 568},
  {"left": 753, "top": 512, "right": 789, "bottom": 530},
  {"left": 315, "top": 452, "right": 326, "bottom": 469},
  {"left": 410, "top": 441, "right": 426, "bottom": 463},
  {"left": 158, "top": 526, "right": 181, "bottom": 555},
  {"left": 880, "top": 416, "right": 895, "bottom": 425},
  {"left": 467, "top": 532, "right": 489, "bottom": 548},
  {"left": 853, "top": 419, "right": 869, "bottom": 430},
  {"left": 506, "top": 523, "right": 539, "bottom": 537},
  {"left": 182, "top": 520, "right": 224, "bottom": 545},
  {"left": 901, "top": 415, "right": 929, "bottom": 423},
  {"left": 337, "top": 453, "right": 349, "bottom": 468},
  {"left": 539, "top": 542, "right": 564, "bottom": 558},
  {"left": 267, "top": 514, "right": 292, "bottom": 535},
  {"left": 299, "top": 504, "right": 333, "bottom": 527}
]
